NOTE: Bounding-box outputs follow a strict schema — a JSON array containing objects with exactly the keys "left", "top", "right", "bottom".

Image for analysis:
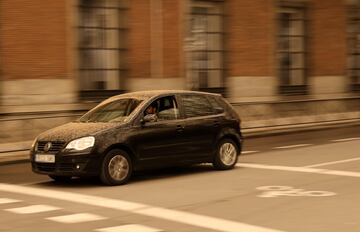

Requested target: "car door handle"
[{"left": 176, "top": 125, "right": 184, "bottom": 132}]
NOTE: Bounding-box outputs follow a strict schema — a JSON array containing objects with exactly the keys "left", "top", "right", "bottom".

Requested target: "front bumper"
[{"left": 30, "top": 151, "right": 102, "bottom": 177}]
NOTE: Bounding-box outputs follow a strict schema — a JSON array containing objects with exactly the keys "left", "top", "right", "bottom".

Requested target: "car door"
[
  {"left": 179, "top": 94, "right": 222, "bottom": 159},
  {"left": 131, "top": 95, "right": 188, "bottom": 165}
]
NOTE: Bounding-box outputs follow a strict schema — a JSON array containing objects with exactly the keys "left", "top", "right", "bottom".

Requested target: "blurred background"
[{"left": 0, "top": 0, "right": 359, "bottom": 152}]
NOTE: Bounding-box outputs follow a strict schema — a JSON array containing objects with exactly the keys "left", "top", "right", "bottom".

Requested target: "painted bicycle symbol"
[{"left": 256, "top": 186, "right": 337, "bottom": 198}]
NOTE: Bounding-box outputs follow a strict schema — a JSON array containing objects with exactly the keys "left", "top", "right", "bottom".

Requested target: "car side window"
[
  {"left": 144, "top": 96, "right": 180, "bottom": 122},
  {"left": 207, "top": 96, "right": 225, "bottom": 114},
  {"left": 182, "top": 94, "right": 214, "bottom": 118}
]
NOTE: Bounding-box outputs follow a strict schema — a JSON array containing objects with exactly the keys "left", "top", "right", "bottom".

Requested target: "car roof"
[{"left": 109, "top": 90, "right": 221, "bottom": 100}]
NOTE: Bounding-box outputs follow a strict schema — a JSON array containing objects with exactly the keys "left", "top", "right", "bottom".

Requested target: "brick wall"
[
  {"left": 128, "top": 0, "right": 151, "bottom": 79},
  {"left": 0, "top": 0, "right": 69, "bottom": 80},
  {"left": 309, "top": 0, "right": 347, "bottom": 76},
  {"left": 227, "top": 0, "right": 275, "bottom": 77},
  {"left": 162, "top": 0, "right": 183, "bottom": 79},
  {"left": 0, "top": 0, "right": 351, "bottom": 90},
  {"left": 128, "top": 0, "right": 183, "bottom": 79}
]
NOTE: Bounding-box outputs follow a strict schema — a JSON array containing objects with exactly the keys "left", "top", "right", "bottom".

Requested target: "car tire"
[
  {"left": 213, "top": 138, "right": 239, "bottom": 170},
  {"left": 48, "top": 175, "right": 72, "bottom": 182},
  {"left": 100, "top": 149, "right": 132, "bottom": 186}
]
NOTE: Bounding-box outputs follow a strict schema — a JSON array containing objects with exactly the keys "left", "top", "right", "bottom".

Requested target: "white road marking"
[
  {"left": 305, "top": 157, "right": 360, "bottom": 168},
  {"left": 5, "top": 204, "right": 60, "bottom": 214},
  {"left": 136, "top": 206, "right": 283, "bottom": 232},
  {"left": 324, "top": 170, "right": 360, "bottom": 177},
  {"left": 273, "top": 144, "right": 312, "bottom": 149},
  {"left": 0, "top": 198, "right": 21, "bottom": 204},
  {"left": 237, "top": 163, "right": 324, "bottom": 173},
  {"left": 242, "top": 151, "right": 259, "bottom": 154},
  {"left": 236, "top": 163, "right": 360, "bottom": 178},
  {"left": 331, "top": 137, "right": 360, "bottom": 142},
  {"left": 256, "top": 186, "right": 336, "bottom": 198},
  {"left": 96, "top": 224, "right": 162, "bottom": 232},
  {"left": 0, "top": 183, "right": 284, "bottom": 232},
  {"left": 47, "top": 213, "right": 106, "bottom": 224}
]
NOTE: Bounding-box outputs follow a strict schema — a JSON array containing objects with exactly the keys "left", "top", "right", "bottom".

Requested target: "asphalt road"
[{"left": 0, "top": 125, "right": 359, "bottom": 232}]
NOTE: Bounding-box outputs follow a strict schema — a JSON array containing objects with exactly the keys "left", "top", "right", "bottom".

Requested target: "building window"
[
  {"left": 348, "top": 3, "right": 360, "bottom": 92},
  {"left": 277, "top": 2, "right": 307, "bottom": 95},
  {"left": 187, "top": 0, "right": 225, "bottom": 94},
  {"left": 78, "top": 0, "right": 128, "bottom": 100}
]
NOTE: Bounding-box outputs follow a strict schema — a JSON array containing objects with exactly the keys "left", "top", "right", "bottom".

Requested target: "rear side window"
[
  {"left": 207, "top": 96, "right": 225, "bottom": 113},
  {"left": 217, "top": 96, "right": 239, "bottom": 119},
  {"left": 182, "top": 94, "right": 214, "bottom": 118}
]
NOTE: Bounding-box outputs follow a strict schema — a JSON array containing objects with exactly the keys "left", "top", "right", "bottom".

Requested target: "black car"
[{"left": 30, "top": 90, "right": 243, "bottom": 185}]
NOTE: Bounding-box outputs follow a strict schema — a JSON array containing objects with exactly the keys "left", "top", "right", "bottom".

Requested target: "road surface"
[{"left": 0, "top": 126, "right": 359, "bottom": 232}]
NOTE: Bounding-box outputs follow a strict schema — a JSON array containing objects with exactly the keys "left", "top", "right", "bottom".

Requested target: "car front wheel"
[
  {"left": 100, "top": 149, "right": 132, "bottom": 186},
  {"left": 213, "top": 139, "right": 239, "bottom": 170}
]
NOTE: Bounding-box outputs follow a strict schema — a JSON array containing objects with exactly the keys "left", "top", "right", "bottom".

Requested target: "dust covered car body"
[{"left": 30, "top": 90, "right": 243, "bottom": 185}]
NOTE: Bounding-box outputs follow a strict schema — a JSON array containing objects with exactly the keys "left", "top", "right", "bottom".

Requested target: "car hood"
[{"left": 37, "top": 122, "right": 121, "bottom": 142}]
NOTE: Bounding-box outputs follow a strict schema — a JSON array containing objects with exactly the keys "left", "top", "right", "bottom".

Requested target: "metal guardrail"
[
  {"left": 231, "top": 96, "right": 360, "bottom": 106},
  {"left": 0, "top": 99, "right": 359, "bottom": 150},
  {"left": 0, "top": 110, "right": 86, "bottom": 122},
  {"left": 242, "top": 117, "right": 360, "bottom": 130},
  {"left": 0, "top": 110, "right": 88, "bottom": 150}
]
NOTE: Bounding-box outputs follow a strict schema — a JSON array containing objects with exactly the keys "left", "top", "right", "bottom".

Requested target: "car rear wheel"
[
  {"left": 100, "top": 149, "right": 132, "bottom": 186},
  {"left": 213, "top": 139, "right": 239, "bottom": 170},
  {"left": 48, "top": 175, "right": 72, "bottom": 182}
]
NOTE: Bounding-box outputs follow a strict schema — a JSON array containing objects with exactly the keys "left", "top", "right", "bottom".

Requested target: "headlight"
[
  {"left": 66, "top": 136, "right": 95, "bottom": 151},
  {"left": 31, "top": 138, "right": 37, "bottom": 150}
]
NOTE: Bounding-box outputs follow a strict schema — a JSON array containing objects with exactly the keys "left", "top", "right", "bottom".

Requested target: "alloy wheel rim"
[
  {"left": 219, "top": 142, "right": 237, "bottom": 166},
  {"left": 108, "top": 155, "right": 129, "bottom": 181}
]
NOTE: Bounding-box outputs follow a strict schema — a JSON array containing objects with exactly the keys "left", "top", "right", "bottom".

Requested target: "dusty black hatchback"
[{"left": 30, "top": 90, "right": 243, "bottom": 185}]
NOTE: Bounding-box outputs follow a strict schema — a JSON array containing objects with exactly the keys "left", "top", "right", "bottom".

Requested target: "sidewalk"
[{"left": 1, "top": 118, "right": 360, "bottom": 165}]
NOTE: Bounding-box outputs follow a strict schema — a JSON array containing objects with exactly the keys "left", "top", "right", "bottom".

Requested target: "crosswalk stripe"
[
  {"left": 0, "top": 198, "right": 21, "bottom": 204},
  {"left": 5, "top": 204, "right": 60, "bottom": 214},
  {"left": 47, "top": 213, "right": 106, "bottom": 224},
  {"left": 0, "top": 183, "right": 285, "bottom": 232},
  {"left": 96, "top": 224, "right": 162, "bottom": 232}
]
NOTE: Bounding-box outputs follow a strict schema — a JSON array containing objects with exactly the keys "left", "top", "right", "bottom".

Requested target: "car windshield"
[{"left": 79, "top": 98, "right": 143, "bottom": 123}]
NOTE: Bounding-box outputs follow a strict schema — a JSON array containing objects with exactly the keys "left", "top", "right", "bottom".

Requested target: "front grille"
[
  {"left": 36, "top": 141, "right": 66, "bottom": 153},
  {"left": 33, "top": 162, "right": 85, "bottom": 173},
  {"left": 58, "top": 163, "right": 75, "bottom": 172}
]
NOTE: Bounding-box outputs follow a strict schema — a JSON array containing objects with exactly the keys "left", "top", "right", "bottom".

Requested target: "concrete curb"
[
  {"left": 0, "top": 151, "right": 29, "bottom": 165},
  {"left": 243, "top": 118, "right": 360, "bottom": 138},
  {"left": 0, "top": 141, "right": 32, "bottom": 153}
]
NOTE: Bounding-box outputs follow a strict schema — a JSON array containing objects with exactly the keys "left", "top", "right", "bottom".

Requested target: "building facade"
[{"left": 0, "top": 0, "right": 359, "bottom": 144}]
